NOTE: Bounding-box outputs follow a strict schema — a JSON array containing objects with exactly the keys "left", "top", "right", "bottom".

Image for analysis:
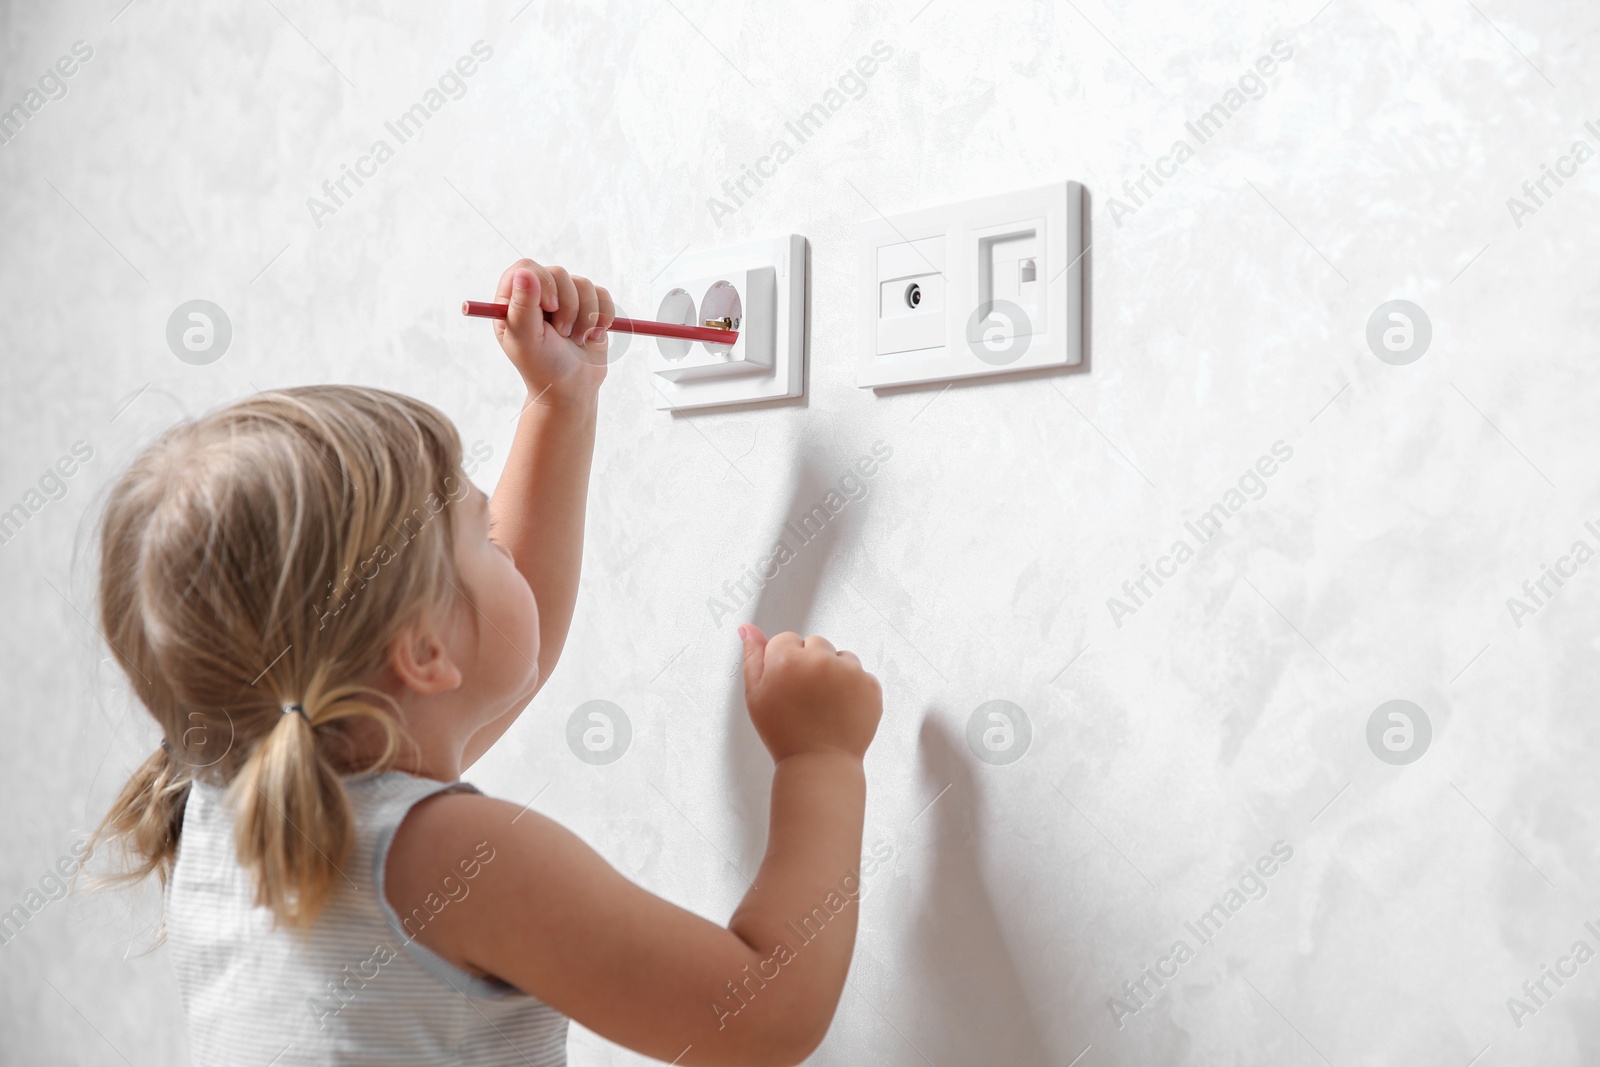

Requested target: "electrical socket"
[
  {"left": 650, "top": 267, "right": 775, "bottom": 382},
  {"left": 648, "top": 235, "right": 807, "bottom": 411}
]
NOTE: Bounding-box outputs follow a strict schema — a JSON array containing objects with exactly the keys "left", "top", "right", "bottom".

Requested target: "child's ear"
[{"left": 387, "top": 615, "right": 464, "bottom": 696}]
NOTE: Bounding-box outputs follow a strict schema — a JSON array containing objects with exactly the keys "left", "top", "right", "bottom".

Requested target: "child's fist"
[
  {"left": 492, "top": 258, "right": 614, "bottom": 403},
  {"left": 738, "top": 625, "right": 882, "bottom": 763}
]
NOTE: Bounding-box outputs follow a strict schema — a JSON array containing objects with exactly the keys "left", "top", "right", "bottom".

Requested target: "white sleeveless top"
[{"left": 167, "top": 770, "right": 568, "bottom": 1066}]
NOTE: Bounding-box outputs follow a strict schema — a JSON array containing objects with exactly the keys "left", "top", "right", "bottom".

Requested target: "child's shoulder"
[
  {"left": 379, "top": 783, "right": 593, "bottom": 978},
  {"left": 382, "top": 782, "right": 579, "bottom": 892}
]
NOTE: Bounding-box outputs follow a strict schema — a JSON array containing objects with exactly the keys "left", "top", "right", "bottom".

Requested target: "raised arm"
[
  {"left": 387, "top": 627, "right": 883, "bottom": 1066},
  {"left": 466, "top": 260, "right": 612, "bottom": 766}
]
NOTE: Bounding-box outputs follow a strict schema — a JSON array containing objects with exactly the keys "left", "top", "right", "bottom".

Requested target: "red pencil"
[{"left": 461, "top": 301, "right": 738, "bottom": 345}]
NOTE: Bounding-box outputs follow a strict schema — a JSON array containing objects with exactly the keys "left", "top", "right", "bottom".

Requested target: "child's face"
[{"left": 447, "top": 483, "right": 541, "bottom": 708}]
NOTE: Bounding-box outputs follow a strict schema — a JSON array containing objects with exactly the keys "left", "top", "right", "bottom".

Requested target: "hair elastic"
[{"left": 282, "top": 703, "right": 312, "bottom": 724}]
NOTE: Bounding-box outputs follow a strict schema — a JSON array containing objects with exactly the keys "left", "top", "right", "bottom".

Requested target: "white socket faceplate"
[
  {"left": 648, "top": 235, "right": 807, "bottom": 410},
  {"left": 649, "top": 267, "right": 774, "bottom": 382},
  {"left": 856, "top": 181, "right": 1084, "bottom": 388}
]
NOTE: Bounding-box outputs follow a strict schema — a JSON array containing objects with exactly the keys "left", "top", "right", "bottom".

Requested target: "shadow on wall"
[
  {"left": 721, "top": 449, "right": 843, "bottom": 872},
  {"left": 712, "top": 451, "right": 1056, "bottom": 1060},
  {"left": 907, "top": 714, "right": 1055, "bottom": 1064}
]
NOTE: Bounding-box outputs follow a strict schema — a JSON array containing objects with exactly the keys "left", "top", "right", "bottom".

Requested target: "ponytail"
[
  {"left": 227, "top": 680, "right": 403, "bottom": 930},
  {"left": 81, "top": 743, "right": 191, "bottom": 891}
]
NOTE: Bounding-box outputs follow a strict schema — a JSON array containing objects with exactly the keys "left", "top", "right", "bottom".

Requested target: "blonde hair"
[{"left": 87, "top": 385, "right": 467, "bottom": 931}]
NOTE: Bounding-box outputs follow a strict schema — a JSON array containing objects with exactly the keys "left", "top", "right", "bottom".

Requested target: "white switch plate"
[
  {"left": 856, "top": 181, "right": 1084, "bottom": 389},
  {"left": 648, "top": 235, "right": 807, "bottom": 411}
]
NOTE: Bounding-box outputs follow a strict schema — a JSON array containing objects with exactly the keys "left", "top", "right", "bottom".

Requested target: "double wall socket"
[
  {"left": 856, "top": 181, "right": 1084, "bottom": 388},
  {"left": 648, "top": 235, "right": 807, "bottom": 411}
]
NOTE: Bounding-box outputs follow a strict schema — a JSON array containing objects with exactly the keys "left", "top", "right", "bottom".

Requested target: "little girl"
[{"left": 87, "top": 260, "right": 883, "bottom": 1066}]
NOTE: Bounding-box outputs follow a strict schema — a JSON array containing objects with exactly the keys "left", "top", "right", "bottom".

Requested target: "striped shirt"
[{"left": 167, "top": 770, "right": 568, "bottom": 1065}]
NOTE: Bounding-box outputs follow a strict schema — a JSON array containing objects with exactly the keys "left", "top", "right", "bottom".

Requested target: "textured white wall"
[{"left": 4, "top": 0, "right": 1599, "bottom": 1063}]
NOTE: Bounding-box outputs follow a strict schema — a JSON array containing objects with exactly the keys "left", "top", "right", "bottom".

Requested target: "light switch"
[{"left": 856, "top": 182, "right": 1083, "bottom": 389}]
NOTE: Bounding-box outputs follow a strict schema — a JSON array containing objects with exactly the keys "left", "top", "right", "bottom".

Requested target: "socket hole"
[
  {"left": 700, "top": 280, "right": 742, "bottom": 353},
  {"left": 655, "top": 288, "right": 696, "bottom": 361},
  {"left": 905, "top": 282, "right": 922, "bottom": 309}
]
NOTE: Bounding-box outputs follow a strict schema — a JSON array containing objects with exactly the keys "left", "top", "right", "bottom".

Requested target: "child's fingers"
[
  {"left": 571, "top": 276, "right": 600, "bottom": 344},
  {"left": 497, "top": 260, "right": 558, "bottom": 308},
  {"left": 531, "top": 262, "right": 559, "bottom": 313},
  {"left": 494, "top": 258, "right": 532, "bottom": 301},
  {"left": 548, "top": 266, "right": 581, "bottom": 336},
  {"left": 506, "top": 268, "right": 542, "bottom": 327},
  {"left": 493, "top": 260, "right": 519, "bottom": 302},
  {"left": 738, "top": 624, "right": 769, "bottom": 692},
  {"left": 802, "top": 634, "right": 837, "bottom": 655},
  {"left": 490, "top": 259, "right": 612, "bottom": 345},
  {"left": 493, "top": 258, "right": 531, "bottom": 339}
]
